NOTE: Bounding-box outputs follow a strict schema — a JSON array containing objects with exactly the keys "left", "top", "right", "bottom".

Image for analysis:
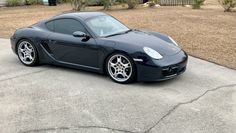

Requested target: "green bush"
[
  {"left": 192, "top": 0, "right": 205, "bottom": 9},
  {"left": 6, "top": 0, "right": 23, "bottom": 6},
  {"left": 6, "top": 0, "right": 43, "bottom": 6},
  {"left": 25, "top": 0, "right": 43, "bottom": 5},
  {"left": 57, "top": 0, "right": 64, "bottom": 3},
  {"left": 57, "top": 0, "right": 70, "bottom": 3},
  {"left": 125, "top": 0, "right": 139, "bottom": 9},
  {"left": 116, "top": 0, "right": 125, "bottom": 3},
  {"left": 87, "top": 0, "right": 103, "bottom": 6},
  {"left": 218, "top": 0, "right": 236, "bottom": 12}
]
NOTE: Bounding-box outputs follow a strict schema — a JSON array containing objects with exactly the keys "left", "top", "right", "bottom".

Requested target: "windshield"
[{"left": 85, "top": 15, "right": 130, "bottom": 37}]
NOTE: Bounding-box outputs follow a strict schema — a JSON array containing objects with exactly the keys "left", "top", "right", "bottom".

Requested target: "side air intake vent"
[{"left": 41, "top": 41, "right": 52, "bottom": 54}]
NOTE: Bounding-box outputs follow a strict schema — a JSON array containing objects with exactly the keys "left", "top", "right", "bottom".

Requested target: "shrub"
[
  {"left": 57, "top": 0, "right": 70, "bottom": 3},
  {"left": 218, "top": 0, "right": 236, "bottom": 12},
  {"left": 101, "top": 0, "right": 112, "bottom": 10},
  {"left": 125, "top": 0, "right": 139, "bottom": 9},
  {"left": 70, "top": 0, "right": 86, "bottom": 11},
  {"left": 192, "top": 0, "right": 205, "bottom": 9},
  {"left": 25, "top": 0, "right": 43, "bottom": 5},
  {"left": 116, "top": 0, "right": 125, "bottom": 3},
  {"left": 6, "top": 0, "right": 23, "bottom": 6},
  {"left": 87, "top": 0, "right": 100, "bottom": 6}
]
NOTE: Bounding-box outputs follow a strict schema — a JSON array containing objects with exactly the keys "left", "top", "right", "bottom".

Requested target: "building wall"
[{"left": 0, "top": 0, "right": 6, "bottom": 6}]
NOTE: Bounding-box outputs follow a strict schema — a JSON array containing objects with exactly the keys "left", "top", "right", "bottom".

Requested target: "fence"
[{"left": 160, "top": 0, "right": 195, "bottom": 6}]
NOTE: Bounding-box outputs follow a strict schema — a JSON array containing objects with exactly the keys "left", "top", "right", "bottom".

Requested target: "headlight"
[
  {"left": 168, "top": 36, "right": 178, "bottom": 46},
  {"left": 143, "top": 47, "right": 163, "bottom": 60}
]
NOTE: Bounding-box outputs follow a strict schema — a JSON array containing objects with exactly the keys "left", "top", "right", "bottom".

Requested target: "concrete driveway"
[{"left": 0, "top": 38, "right": 236, "bottom": 133}]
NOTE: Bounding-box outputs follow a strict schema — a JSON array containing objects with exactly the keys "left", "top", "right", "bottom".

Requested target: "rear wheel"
[
  {"left": 106, "top": 53, "right": 136, "bottom": 84},
  {"left": 17, "top": 39, "right": 38, "bottom": 66}
]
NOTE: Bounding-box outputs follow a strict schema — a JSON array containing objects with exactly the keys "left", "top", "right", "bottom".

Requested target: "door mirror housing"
[{"left": 73, "top": 31, "right": 88, "bottom": 38}]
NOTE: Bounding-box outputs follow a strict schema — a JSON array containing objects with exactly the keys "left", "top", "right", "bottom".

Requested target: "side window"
[
  {"left": 45, "top": 21, "right": 54, "bottom": 31},
  {"left": 54, "top": 19, "right": 86, "bottom": 35}
]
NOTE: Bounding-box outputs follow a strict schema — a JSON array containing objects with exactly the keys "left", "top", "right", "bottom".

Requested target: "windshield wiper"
[
  {"left": 124, "top": 29, "right": 133, "bottom": 33},
  {"left": 104, "top": 29, "right": 133, "bottom": 38},
  {"left": 105, "top": 32, "right": 125, "bottom": 38}
]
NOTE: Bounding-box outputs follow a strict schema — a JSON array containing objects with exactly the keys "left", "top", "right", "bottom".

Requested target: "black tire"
[
  {"left": 17, "top": 39, "right": 39, "bottom": 66},
  {"left": 106, "top": 52, "right": 136, "bottom": 84}
]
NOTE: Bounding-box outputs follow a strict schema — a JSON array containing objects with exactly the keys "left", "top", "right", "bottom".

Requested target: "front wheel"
[
  {"left": 106, "top": 53, "right": 136, "bottom": 84},
  {"left": 17, "top": 39, "right": 38, "bottom": 66}
]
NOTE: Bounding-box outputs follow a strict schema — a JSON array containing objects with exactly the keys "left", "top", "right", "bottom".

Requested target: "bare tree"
[
  {"left": 71, "top": 0, "right": 86, "bottom": 11},
  {"left": 102, "top": 0, "right": 112, "bottom": 10}
]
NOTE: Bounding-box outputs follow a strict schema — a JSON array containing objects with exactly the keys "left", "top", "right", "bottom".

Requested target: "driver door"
[{"left": 46, "top": 18, "right": 99, "bottom": 68}]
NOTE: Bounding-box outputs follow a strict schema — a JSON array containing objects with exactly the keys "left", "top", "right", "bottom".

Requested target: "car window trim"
[
  {"left": 45, "top": 20, "right": 55, "bottom": 32},
  {"left": 45, "top": 18, "right": 92, "bottom": 37}
]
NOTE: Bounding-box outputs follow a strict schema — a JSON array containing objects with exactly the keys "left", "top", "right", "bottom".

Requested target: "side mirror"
[{"left": 73, "top": 31, "right": 88, "bottom": 38}]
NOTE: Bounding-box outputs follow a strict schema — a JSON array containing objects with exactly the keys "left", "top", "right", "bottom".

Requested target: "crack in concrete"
[
  {"left": 19, "top": 125, "right": 138, "bottom": 133},
  {"left": 0, "top": 69, "right": 47, "bottom": 83},
  {"left": 18, "top": 84, "right": 236, "bottom": 133},
  {"left": 144, "top": 83, "right": 236, "bottom": 133},
  {"left": 4, "top": 68, "right": 235, "bottom": 133}
]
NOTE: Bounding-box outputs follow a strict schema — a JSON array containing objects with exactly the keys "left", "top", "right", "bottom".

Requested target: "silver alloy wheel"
[
  {"left": 108, "top": 54, "right": 132, "bottom": 82},
  {"left": 17, "top": 41, "right": 35, "bottom": 65}
]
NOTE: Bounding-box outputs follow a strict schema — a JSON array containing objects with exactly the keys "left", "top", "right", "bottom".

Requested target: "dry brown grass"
[{"left": 0, "top": 4, "right": 235, "bottom": 69}]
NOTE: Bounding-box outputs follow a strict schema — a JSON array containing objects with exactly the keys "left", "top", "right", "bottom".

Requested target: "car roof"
[{"left": 53, "top": 12, "right": 107, "bottom": 20}]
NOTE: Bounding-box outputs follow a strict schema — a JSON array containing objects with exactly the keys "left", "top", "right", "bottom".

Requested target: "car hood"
[{"left": 103, "top": 31, "right": 181, "bottom": 56}]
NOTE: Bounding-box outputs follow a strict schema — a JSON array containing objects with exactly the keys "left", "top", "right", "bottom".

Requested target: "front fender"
[{"left": 11, "top": 27, "right": 51, "bottom": 64}]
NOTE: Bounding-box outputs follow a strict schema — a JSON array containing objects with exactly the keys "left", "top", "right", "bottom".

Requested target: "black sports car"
[{"left": 11, "top": 12, "right": 188, "bottom": 83}]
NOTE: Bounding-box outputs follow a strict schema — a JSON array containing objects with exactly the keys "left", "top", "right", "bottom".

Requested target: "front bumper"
[{"left": 135, "top": 50, "right": 188, "bottom": 81}]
